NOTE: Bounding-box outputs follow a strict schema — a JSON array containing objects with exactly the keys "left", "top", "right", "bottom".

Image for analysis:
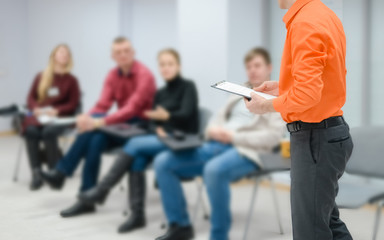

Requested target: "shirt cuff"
[
  {"left": 104, "top": 116, "right": 116, "bottom": 125},
  {"left": 273, "top": 95, "right": 285, "bottom": 113}
]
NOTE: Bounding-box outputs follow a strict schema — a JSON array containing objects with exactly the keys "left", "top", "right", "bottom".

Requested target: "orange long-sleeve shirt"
[{"left": 273, "top": 0, "right": 347, "bottom": 123}]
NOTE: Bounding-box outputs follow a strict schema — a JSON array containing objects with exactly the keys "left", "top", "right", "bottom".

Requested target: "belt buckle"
[{"left": 287, "top": 122, "right": 301, "bottom": 132}]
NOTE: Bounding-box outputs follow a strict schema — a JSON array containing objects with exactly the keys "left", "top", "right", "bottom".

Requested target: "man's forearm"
[{"left": 263, "top": 99, "right": 276, "bottom": 113}]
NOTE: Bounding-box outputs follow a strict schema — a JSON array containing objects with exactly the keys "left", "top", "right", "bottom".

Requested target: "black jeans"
[
  {"left": 290, "top": 122, "right": 354, "bottom": 240},
  {"left": 24, "top": 125, "right": 67, "bottom": 171}
]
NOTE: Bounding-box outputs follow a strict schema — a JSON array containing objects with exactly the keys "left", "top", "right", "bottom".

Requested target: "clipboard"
[
  {"left": 160, "top": 134, "right": 203, "bottom": 151},
  {"left": 211, "top": 81, "right": 276, "bottom": 100},
  {"left": 100, "top": 123, "right": 148, "bottom": 138}
]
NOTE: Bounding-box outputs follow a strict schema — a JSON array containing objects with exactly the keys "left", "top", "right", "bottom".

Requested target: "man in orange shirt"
[{"left": 245, "top": 0, "right": 353, "bottom": 239}]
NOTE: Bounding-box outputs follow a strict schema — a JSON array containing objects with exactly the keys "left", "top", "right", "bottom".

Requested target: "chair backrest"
[
  {"left": 198, "top": 107, "right": 212, "bottom": 135},
  {"left": 74, "top": 92, "right": 84, "bottom": 114},
  {"left": 346, "top": 126, "right": 384, "bottom": 179}
]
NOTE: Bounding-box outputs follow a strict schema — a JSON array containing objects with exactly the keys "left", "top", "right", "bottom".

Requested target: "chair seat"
[
  {"left": 260, "top": 153, "right": 291, "bottom": 170},
  {"left": 104, "top": 147, "right": 124, "bottom": 155},
  {"left": 336, "top": 181, "right": 384, "bottom": 209},
  {"left": 247, "top": 153, "right": 290, "bottom": 178}
]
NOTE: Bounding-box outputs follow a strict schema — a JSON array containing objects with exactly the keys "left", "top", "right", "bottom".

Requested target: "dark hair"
[
  {"left": 113, "top": 36, "right": 130, "bottom": 44},
  {"left": 244, "top": 47, "right": 271, "bottom": 65},
  {"left": 158, "top": 48, "right": 181, "bottom": 64}
]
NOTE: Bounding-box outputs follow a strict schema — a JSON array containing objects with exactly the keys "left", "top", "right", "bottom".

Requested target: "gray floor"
[{"left": 0, "top": 136, "right": 382, "bottom": 240}]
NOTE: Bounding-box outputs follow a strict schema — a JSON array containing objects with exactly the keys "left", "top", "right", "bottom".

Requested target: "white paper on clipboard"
[{"left": 211, "top": 81, "right": 276, "bottom": 100}]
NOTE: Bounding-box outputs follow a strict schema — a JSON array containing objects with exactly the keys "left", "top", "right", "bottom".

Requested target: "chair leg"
[
  {"left": 191, "top": 179, "right": 204, "bottom": 225},
  {"left": 269, "top": 176, "right": 284, "bottom": 234},
  {"left": 372, "top": 201, "right": 383, "bottom": 240},
  {"left": 122, "top": 175, "right": 129, "bottom": 216},
  {"left": 243, "top": 179, "right": 260, "bottom": 240},
  {"left": 200, "top": 188, "right": 210, "bottom": 221},
  {"left": 13, "top": 138, "right": 24, "bottom": 182}
]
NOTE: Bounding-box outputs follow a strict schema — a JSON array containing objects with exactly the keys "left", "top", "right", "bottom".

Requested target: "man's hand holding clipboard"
[
  {"left": 211, "top": 81, "right": 279, "bottom": 114},
  {"left": 246, "top": 81, "right": 279, "bottom": 114}
]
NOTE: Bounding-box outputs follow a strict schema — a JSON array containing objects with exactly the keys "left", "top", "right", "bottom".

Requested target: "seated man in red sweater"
[{"left": 41, "top": 37, "right": 156, "bottom": 217}]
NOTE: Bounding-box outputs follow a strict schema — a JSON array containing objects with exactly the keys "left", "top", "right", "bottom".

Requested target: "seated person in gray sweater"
[{"left": 154, "top": 48, "right": 286, "bottom": 240}]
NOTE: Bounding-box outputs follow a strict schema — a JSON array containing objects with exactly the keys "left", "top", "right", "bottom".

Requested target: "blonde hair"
[
  {"left": 38, "top": 44, "right": 73, "bottom": 102},
  {"left": 158, "top": 48, "right": 181, "bottom": 64}
]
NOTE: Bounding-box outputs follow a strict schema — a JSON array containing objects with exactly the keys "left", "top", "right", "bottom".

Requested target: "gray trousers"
[{"left": 290, "top": 122, "right": 354, "bottom": 240}]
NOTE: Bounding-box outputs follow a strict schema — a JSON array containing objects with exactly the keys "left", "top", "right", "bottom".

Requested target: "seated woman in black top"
[{"left": 78, "top": 48, "right": 199, "bottom": 233}]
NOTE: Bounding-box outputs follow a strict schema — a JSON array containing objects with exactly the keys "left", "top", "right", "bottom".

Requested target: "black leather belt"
[{"left": 287, "top": 116, "right": 345, "bottom": 133}]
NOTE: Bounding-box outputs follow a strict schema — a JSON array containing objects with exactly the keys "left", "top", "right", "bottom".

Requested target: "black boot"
[
  {"left": 155, "top": 224, "right": 194, "bottom": 240},
  {"left": 118, "top": 172, "right": 146, "bottom": 233},
  {"left": 78, "top": 154, "right": 133, "bottom": 205},
  {"left": 60, "top": 201, "right": 96, "bottom": 218},
  {"left": 30, "top": 168, "right": 43, "bottom": 191},
  {"left": 41, "top": 169, "right": 65, "bottom": 190},
  {"left": 25, "top": 133, "right": 44, "bottom": 191},
  {"left": 43, "top": 137, "right": 63, "bottom": 170}
]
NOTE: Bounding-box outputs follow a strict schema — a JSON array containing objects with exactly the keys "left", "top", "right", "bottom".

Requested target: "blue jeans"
[
  {"left": 123, "top": 134, "right": 168, "bottom": 172},
  {"left": 56, "top": 130, "right": 125, "bottom": 192},
  {"left": 154, "top": 141, "right": 258, "bottom": 240}
]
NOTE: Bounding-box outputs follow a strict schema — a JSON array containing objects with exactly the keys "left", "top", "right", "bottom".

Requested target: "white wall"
[
  {"left": 227, "top": 0, "right": 264, "bottom": 85},
  {"left": 370, "top": 0, "right": 384, "bottom": 125},
  {"left": 26, "top": 0, "right": 121, "bottom": 112},
  {"left": 129, "top": 0, "right": 178, "bottom": 87},
  {"left": 342, "top": 0, "right": 365, "bottom": 127},
  {"left": 0, "top": 0, "right": 28, "bottom": 131},
  {"left": 177, "top": 0, "right": 229, "bottom": 111}
]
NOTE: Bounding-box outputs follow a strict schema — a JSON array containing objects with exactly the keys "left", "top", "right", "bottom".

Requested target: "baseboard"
[{"left": 0, "top": 130, "right": 16, "bottom": 136}]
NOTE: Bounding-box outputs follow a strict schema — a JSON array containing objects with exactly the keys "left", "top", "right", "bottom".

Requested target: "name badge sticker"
[{"left": 48, "top": 87, "right": 60, "bottom": 97}]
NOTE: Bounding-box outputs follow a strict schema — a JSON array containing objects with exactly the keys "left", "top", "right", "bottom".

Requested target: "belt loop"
[
  {"left": 295, "top": 121, "right": 300, "bottom": 132},
  {"left": 324, "top": 119, "right": 328, "bottom": 128}
]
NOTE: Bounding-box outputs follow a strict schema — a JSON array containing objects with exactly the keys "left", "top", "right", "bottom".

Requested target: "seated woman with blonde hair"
[{"left": 24, "top": 44, "right": 80, "bottom": 190}]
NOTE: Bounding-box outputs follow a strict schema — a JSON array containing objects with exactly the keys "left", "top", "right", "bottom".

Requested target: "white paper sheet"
[{"left": 212, "top": 81, "right": 276, "bottom": 100}]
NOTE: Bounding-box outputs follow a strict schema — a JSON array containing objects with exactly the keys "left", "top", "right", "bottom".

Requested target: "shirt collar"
[
  {"left": 118, "top": 60, "right": 138, "bottom": 78},
  {"left": 165, "top": 74, "right": 183, "bottom": 89},
  {"left": 283, "top": 0, "right": 315, "bottom": 28}
]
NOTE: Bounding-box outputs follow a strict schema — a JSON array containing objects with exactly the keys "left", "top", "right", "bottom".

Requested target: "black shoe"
[
  {"left": 118, "top": 212, "right": 146, "bottom": 233},
  {"left": 41, "top": 169, "right": 65, "bottom": 190},
  {"left": 155, "top": 224, "right": 194, "bottom": 240},
  {"left": 30, "top": 168, "right": 43, "bottom": 191},
  {"left": 78, "top": 186, "right": 109, "bottom": 205},
  {"left": 60, "top": 201, "right": 96, "bottom": 218}
]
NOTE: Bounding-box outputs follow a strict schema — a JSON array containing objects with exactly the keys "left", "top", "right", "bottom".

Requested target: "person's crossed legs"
[{"left": 154, "top": 141, "right": 258, "bottom": 240}]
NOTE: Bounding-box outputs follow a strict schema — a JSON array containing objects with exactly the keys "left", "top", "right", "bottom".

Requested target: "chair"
[
  {"left": 336, "top": 126, "right": 384, "bottom": 240},
  {"left": 12, "top": 113, "right": 25, "bottom": 182},
  {"left": 12, "top": 101, "right": 82, "bottom": 182},
  {"left": 189, "top": 107, "right": 212, "bottom": 221},
  {"left": 159, "top": 107, "right": 213, "bottom": 228},
  {"left": 242, "top": 152, "right": 291, "bottom": 240}
]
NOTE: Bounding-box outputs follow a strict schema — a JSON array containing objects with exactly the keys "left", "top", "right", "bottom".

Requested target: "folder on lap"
[
  {"left": 160, "top": 134, "right": 203, "bottom": 151},
  {"left": 100, "top": 123, "right": 148, "bottom": 138}
]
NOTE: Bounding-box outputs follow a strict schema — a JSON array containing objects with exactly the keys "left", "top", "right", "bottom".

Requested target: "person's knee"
[
  {"left": 88, "top": 132, "right": 108, "bottom": 148},
  {"left": 42, "top": 126, "right": 60, "bottom": 139},
  {"left": 203, "top": 161, "right": 227, "bottom": 186},
  {"left": 24, "top": 126, "right": 40, "bottom": 138},
  {"left": 154, "top": 151, "right": 173, "bottom": 175},
  {"left": 123, "top": 137, "right": 145, "bottom": 156}
]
